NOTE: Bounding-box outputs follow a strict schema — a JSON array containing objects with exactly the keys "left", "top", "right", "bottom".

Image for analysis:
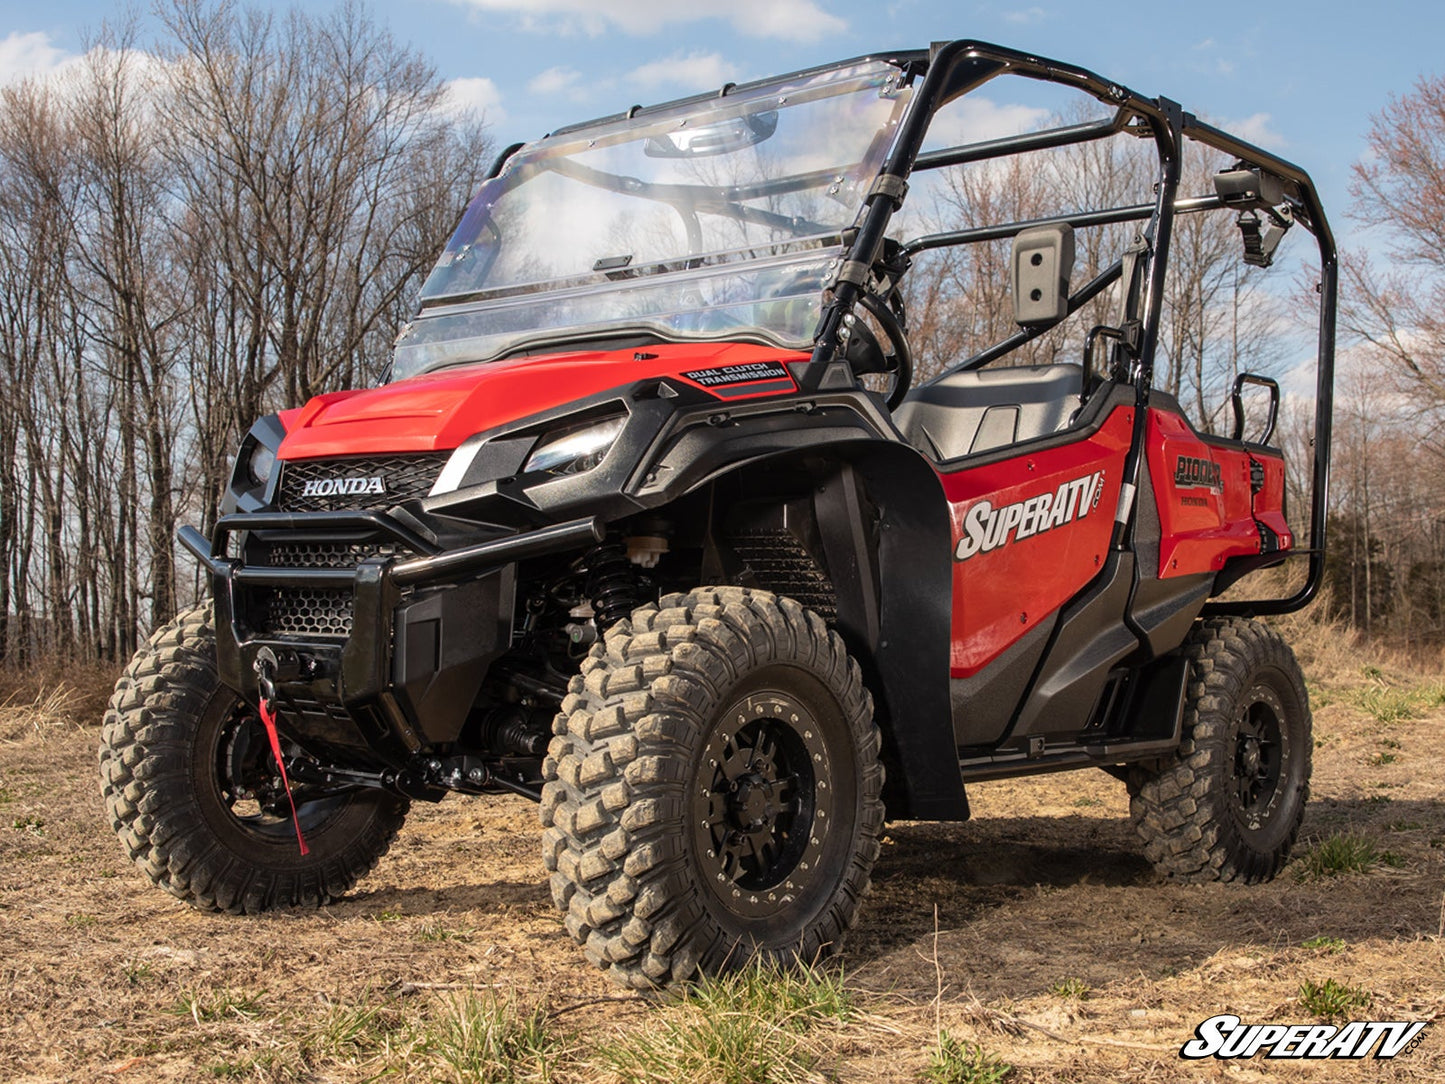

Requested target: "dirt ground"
[{"left": 1, "top": 655, "right": 1442, "bottom": 1083}]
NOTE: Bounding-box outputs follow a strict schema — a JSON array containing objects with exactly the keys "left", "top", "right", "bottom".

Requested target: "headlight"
[
  {"left": 247, "top": 443, "right": 277, "bottom": 486},
  {"left": 524, "top": 415, "right": 626, "bottom": 475}
]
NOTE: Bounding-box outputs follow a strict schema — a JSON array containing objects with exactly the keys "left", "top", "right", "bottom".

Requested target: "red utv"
[{"left": 101, "top": 41, "right": 1335, "bottom": 988}]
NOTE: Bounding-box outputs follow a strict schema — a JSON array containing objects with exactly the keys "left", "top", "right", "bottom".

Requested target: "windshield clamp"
[
  {"left": 867, "top": 173, "right": 909, "bottom": 209},
  {"left": 835, "top": 260, "right": 871, "bottom": 288}
]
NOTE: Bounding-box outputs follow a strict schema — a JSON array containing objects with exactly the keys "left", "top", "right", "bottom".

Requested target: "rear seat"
[{"left": 892, "top": 363, "right": 1083, "bottom": 461}]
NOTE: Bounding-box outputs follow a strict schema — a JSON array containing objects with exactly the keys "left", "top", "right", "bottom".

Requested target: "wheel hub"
[
  {"left": 1240, "top": 735, "right": 1262, "bottom": 776},
  {"left": 731, "top": 776, "right": 779, "bottom": 828},
  {"left": 691, "top": 690, "right": 830, "bottom": 918},
  {"left": 1233, "top": 686, "right": 1286, "bottom": 830}
]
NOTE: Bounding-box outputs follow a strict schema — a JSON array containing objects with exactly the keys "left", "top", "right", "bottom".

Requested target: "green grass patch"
[
  {"left": 597, "top": 960, "right": 851, "bottom": 1084},
  {"left": 417, "top": 920, "right": 474, "bottom": 943},
  {"left": 1048, "top": 977, "right": 1090, "bottom": 1000},
  {"left": 1369, "top": 752, "right": 1397, "bottom": 766},
  {"left": 1301, "top": 936, "right": 1346, "bottom": 954},
  {"left": 926, "top": 1033, "right": 1012, "bottom": 1084},
  {"left": 1350, "top": 680, "right": 1445, "bottom": 724},
  {"left": 306, "top": 998, "right": 392, "bottom": 1059},
  {"left": 171, "top": 987, "right": 267, "bottom": 1024},
  {"left": 1298, "top": 977, "right": 1372, "bottom": 1021},
  {"left": 1295, "top": 833, "right": 1383, "bottom": 882},
  {"left": 413, "top": 991, "right": 558, "bottom": 1083}
]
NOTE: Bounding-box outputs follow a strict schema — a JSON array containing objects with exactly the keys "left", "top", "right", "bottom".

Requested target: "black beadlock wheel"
[
  {"left": 540, "top": 587, "right": 884, "bottom": 989},
  {"left": 1128, "top": 617, "right": 1311, "bottom": 884},
  {"left": 99, "top": 606, "right": 408, "bottom": 913}
]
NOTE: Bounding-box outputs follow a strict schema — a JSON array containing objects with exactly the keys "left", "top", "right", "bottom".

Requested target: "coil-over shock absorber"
[{"left": 584, "top": 541, "right": 645, "bottom": 628}]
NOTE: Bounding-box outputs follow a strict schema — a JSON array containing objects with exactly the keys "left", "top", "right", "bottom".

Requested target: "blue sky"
[{"left": 1, "top": 0, "right": 1442, "bottom": 249}]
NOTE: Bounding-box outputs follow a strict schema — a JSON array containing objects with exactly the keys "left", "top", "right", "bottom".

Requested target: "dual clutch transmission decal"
[
  {"left": 680, "top": 360, "right": 796, "bottom": 399},
  {"left": 954, "top": 470, "right": 1105, "bottom": 561}
]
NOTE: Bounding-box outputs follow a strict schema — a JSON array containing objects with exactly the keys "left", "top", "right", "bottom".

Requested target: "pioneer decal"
[
  {"left": 1174, "top": 455, "right": 1223, "bottom": 491},
  {"left": 954, "top": 470, "right": 1105, "bottom": 561}
]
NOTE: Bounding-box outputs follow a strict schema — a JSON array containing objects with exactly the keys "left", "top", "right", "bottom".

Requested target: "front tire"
[
  {"left": 541, "top": 588, "right": 884, "bottom": 989},
  {"left": 99, "top": 606, "right": 408, "bottom": 912},
  {"left": 1129, "top": 617, "right": 1311, "bottom": 883}
]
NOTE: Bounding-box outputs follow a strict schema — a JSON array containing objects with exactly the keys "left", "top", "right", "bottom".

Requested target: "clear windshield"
[{"left": 392, "top": 59, "right": 911, "bottom": 379}]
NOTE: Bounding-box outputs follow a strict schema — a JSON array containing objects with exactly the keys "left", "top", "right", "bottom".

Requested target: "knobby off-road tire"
[
  {"left": 1129, "top": 617, "right": 1311, "bottom": 884},
  {"left": 541, "top": 587, "right": 884, "bottom": 989},
  {"left": 99, "top": 606, "right": 408, "bottom": 912}
]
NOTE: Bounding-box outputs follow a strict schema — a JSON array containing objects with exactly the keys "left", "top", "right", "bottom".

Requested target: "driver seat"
[{"left": 892, "top": 363, "right": 1083, "bottom": 462}]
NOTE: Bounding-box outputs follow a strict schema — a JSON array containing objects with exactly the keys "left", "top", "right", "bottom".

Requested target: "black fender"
[{"left": 661, "top": 430, "right": 968, "bottom": 822}]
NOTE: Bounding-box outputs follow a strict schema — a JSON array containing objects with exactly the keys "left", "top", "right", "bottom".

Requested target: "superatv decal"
[
  {"left": 680, "top": 360, "right": 796, "bottom": 398},
  {"left": 301, "top": 476, "right": 387, "bottom": 498},
  {"left": 1174, "top": 455, "right": 1222, "bottom": 491},
  {"left": 954, "top": 470, "right": 1104, "bottom": 561}
]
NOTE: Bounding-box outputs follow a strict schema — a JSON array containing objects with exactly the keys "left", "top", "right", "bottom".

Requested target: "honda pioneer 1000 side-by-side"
[{"left": 101, "top": 41, "right": 1336, "bottom": 988}]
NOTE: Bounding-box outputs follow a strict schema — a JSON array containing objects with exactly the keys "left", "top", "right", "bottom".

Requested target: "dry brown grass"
[
  {"left": 0, "top": 661, "right": 119, "bottom": 742},
  {"left": 1, "top": 645, "right": 1442, "bottom": 1082}
]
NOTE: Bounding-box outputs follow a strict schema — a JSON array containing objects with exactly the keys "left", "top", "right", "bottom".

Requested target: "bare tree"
[
  {"left": 1344, "top": 72, "right": 1445, "bottom": 449},
  {"left": 0, "top": 0, "right": 490, "bottom": 663}
]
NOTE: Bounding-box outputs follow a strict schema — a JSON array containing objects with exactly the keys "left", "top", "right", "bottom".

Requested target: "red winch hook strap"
[{"left": 257, "top": 696, "right": 309, "bottom": 856}]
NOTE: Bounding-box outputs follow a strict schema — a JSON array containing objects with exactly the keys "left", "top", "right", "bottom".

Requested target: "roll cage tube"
[{"left": 802, "top": 39, "right": 1336, "bottom": 617}]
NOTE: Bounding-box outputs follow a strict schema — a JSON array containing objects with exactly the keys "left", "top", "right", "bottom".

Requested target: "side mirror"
[{"left": 1012, "top": 223, "right": 1075, "bottom": 327}]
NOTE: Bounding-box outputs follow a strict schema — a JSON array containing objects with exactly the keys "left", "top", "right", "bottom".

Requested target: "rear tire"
[
  {"left": 1129, "top": 617, "right": 1311, "bottom": 883},
  {"left": 540, "top": 587, "right": 884, "bottom": 989},
  {"left": 99, "top": 606, "right": 408, "bottom": 912}
]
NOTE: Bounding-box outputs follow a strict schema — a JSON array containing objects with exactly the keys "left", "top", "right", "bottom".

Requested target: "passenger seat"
[{"left": 892, "top": 363, "right": 1083, "bottom": 461}]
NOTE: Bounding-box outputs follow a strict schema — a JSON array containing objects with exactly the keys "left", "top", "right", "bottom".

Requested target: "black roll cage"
[
  {"left": 801, "top": 40, "right": 1336, "bottom": 617},
  {"left": 474, "top": 40, "right": 1335, "bottom": 616}
]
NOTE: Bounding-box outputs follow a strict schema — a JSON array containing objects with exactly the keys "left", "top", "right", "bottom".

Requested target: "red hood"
[{"left": 276, "top": 342, "right": 807, "bottom": 460}]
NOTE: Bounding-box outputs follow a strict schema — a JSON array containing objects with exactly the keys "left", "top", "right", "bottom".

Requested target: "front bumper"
[{"left": 179, "top": 513, "right": 603, "bottom": 768}]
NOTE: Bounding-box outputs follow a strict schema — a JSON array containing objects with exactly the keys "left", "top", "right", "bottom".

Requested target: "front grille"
[
  {"left": 264, "top": 586, "right": 354, "bottom": 638},
  {"left": 256, "top": 542, "right": 416, "bottom": 639},
  {"left": 276, "top": 453, "right": 450, "bottom": 512},
  {"left": 266, "top": 541, "right": 413, "bottom": 569}
]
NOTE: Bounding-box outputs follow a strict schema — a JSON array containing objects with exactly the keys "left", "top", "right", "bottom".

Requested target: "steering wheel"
[{"left": 843, "top": 291, "right": 914, "bottom": 410}]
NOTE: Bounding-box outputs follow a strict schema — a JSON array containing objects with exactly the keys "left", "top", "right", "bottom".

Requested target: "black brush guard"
[{"left": 179, "top": 514, "right": 604, "bottom": 769}]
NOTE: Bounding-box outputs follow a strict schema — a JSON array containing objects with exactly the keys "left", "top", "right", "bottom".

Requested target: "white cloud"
[
  {"left": 528, "top": 66, "right": 582, "bottom": 96},
  {"left": 923, "top": 96, "right": 1052, "bottom": 148},
  {"left": 450, "top": 0, "right": 845, "bottom": 42},
  {"left": 1219, "top": 112, "right": 1286, "bottom": 149},
  {"left": 443, "top": 76, "right": 505, "bottom": 122},
  {"left": 1003, "top": 6, "right": 1046, "bottom": 24},
  {"left": 627, "top": 51, "right": 739, "bottom": 93},
  {"left": 0, "top": 30, "right": 73, "bottom": 86}
]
